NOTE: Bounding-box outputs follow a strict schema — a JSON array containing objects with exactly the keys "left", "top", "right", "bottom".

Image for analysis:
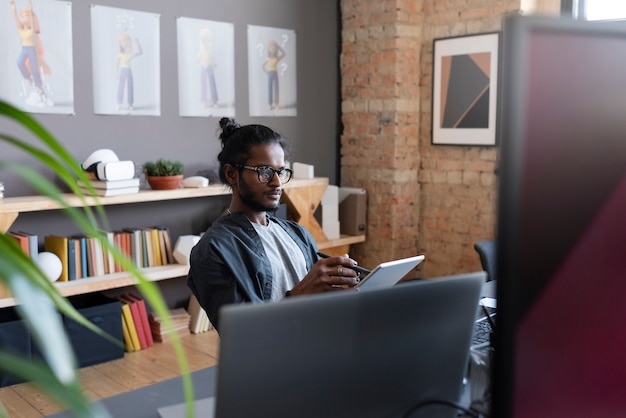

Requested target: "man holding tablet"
[{"left": 187, "top": 118, "right": 362, "bottom": 332}]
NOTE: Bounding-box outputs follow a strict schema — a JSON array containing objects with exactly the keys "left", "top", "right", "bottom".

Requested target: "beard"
[{"left": 238, "top": 177, "right": 281, "bottom": 212}]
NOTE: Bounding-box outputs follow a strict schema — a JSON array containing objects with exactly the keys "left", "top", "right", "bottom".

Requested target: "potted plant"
[
  {"left": 143, "top": 159, "right": 184, "bottom": 190},
  {"left": 0, "top": 100, "right": 194, "bottom": 417}
]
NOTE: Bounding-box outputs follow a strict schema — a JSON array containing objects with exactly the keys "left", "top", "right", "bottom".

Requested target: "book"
[
  {"left": 187, "top": 294, "right": 210, "bottom": 334},
  {"left": 104, "top": 231, "right": 116, "bottom": 274},
  {"left": 66, "top": 237, "right": 77, "bottom": 281},
  {"left": 118, "top": 295, "right": 147, "bottom": 349},
  {"left": 127, "top": 293, "right": 154, "bottom": 347},
  {"left": 78, "top": 236, "right": 88, "bottom": 278},
  {"left": 92, "top": 237, "right": 105, "bottom": 276},
  {"left": 9, "top": 231, "right": 30, "bottom": 255},
  {"left": 150, "top": 228, "right": 162, "bottom": 266},
  {"left": 18, "top": 231, "right": 39, "bottom": 262},
  {"left": 72, "top": 237, "right": 83, "bottom": 279},
  {"left": 149, "top": 308, "right": 190, "bottom": 343},
  {"left": 44, "top": 235, "right": 69, "bottom": 282},
  {"left": 142, "top": 228, "right": 155, "bottom": 267},
  {"left": 120, "top": 313, "right": 133, "bottom": 352},
  {"left": 77, "top": 178, "right": 140, "bottom": 190},
  {"left": 120, "top": 302, "right": 141, "bottom": 352},
  {"left": 123, "top": 227, "right": 143, "bottom": 267},
  {"left": 157, "top": 226, "right": 174, "bottom": 265},
  {"left": 78, "top": 186, "right": 140, "bottom": 197}
]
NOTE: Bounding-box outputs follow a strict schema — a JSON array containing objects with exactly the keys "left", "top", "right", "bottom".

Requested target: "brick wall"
[{"left": 339, "top": 0, "right": 559, "bottom": 278}]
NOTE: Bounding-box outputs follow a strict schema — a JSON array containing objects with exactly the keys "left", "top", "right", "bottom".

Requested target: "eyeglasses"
[{"left": 234, "top": 164, "right": 293, "bottom": 184}]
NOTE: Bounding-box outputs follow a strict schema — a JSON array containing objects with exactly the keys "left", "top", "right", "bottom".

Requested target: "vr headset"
[{"left": 81, "top": 149, "right": 135, "bottom": 181}]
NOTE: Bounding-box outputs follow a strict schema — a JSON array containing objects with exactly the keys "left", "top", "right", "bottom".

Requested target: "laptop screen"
[
  {"left": 215, "top": 273, "right": 484, "bottom": 418},
  {"left": 494, "top": 15, "right": 626, "bottom": 418}
]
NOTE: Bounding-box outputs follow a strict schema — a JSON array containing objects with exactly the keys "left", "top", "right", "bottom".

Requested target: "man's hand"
[{"left": 288, "top": 254, "right": 360, "bottom": 297}]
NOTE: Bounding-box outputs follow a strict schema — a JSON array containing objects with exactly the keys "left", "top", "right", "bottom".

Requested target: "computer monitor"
[{"left": 494, "top": 15, "right": 626, "bottom": 417}]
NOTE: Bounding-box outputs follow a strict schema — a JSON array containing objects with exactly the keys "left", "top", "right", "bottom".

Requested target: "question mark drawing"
[
  {"left": 281, "top": 34, "right": 289, "bottom": 48},
  {"left": 257, "top": 43, "right": 264, "bottom": 57},
  {"left": 280, "top": 63, "right": 288, "bottom": 76}
]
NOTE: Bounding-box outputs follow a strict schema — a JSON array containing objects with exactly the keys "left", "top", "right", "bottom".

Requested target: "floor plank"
[{"left": 0, "top": 330, "right": 220, "bottom": 417}]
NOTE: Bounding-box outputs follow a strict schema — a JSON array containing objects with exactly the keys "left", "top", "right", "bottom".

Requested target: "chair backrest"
[{"left": 474, "top": 239, "right": 497, "bottom": 282}]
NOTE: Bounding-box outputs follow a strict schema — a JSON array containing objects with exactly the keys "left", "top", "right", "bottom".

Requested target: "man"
[{"left": 187, "top": 118, "right": 360, "bottom": 332}]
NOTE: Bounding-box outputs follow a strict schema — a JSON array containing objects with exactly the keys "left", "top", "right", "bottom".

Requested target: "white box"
[
  {"left": 292, "top": 162, "right": 314, "bottom": 179},
  {"left": 314, "top": 185, "right": 340, "bottom": 240}
]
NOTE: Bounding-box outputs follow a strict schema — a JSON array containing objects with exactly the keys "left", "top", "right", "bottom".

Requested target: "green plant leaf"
[{"left": 0, "top": 99, "right": 195, "bottom": 417}]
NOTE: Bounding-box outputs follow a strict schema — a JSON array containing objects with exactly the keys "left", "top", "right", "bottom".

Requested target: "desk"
[{"left": 46, "top": 367, "right": 218, "bottom": 418}]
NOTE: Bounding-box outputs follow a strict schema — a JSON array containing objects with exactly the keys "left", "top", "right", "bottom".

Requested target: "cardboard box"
[{"left": 339, "top": 187, "right": 367, "bottom": 236}]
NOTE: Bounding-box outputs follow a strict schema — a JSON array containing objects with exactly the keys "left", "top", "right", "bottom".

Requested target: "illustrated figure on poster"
[
  {"left": 9, "top": 0, "right": 54, "bottom": 107},
  {"left": 197, "top": 27, "right": 219, "bottom": 109},
  {"left": 262, "top": 40, "right": 285, "bottom": 110},
  {"left": 115, "top": 33, "right": 142, "bottom": 111}
]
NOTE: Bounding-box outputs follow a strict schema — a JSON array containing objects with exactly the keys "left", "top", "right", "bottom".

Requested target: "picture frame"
[{"left": 431, "top": 32, "right": 500, "bottom": 146}]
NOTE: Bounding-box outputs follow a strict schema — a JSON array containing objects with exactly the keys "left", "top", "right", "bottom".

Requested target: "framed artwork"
[{"left": 432, "top": 32, "right": 500, "bottom": 146}]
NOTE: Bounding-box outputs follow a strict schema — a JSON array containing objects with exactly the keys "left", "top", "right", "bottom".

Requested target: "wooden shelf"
[
  {"left": 317, "top": 234, "right": 366, "bottom": 251},
  {"left": 0, "top": 177, "right": 366, "bottom": 305},
  {"left": 0, "top": 264, "right": 190, "bottom": 309},
  {"left": 0, "top": 177, "right": 328, "bottom": 232}
]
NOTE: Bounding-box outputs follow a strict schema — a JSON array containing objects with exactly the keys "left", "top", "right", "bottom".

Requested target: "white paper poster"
[
  {"left": 91, "top": 5, "right": 160, "bottom": 116},
  {"left": 177, "top": 17, "right": 235, "bottom": 118},
  {"left": 0, "top": 0, "right": 74, "bottom": 115},
  {"left": 247, "top": 25, "right": 297, "bottom": 117}
]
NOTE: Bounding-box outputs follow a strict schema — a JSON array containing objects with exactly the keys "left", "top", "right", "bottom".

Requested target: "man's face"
[{"left": 237, "top": 143, "right": 285, "bottom": 212}]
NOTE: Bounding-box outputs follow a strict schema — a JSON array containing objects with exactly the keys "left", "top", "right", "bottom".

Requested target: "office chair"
[{"left": 473, "top": 239, "right": 497, "bottom": 282}]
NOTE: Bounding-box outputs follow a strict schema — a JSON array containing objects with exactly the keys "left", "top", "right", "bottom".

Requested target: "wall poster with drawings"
[
  {"left": 176, "top": 17, "right": 235, "bottom": 118},
  {"left": 0, "top": 0, "right": 74, "bottom": 115},
  {"left": 90, "top": 5, "right": 160, "bottom": 116},
  {"left": 247, "top": 25, "right": 297, "bottom": 117}
]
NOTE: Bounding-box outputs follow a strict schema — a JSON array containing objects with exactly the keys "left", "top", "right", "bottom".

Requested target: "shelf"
[
  {"left": 0, "top": 178, "right": 329, "bottom": 233},
  {"left": 317, "top": 234, "right": 366, "bottom": 250},
  {"left": 0, "top": 177, "right": 366, "bottom": 306},
  {"left": 0, "top": 264, "right": 190, "bottom": 309}
]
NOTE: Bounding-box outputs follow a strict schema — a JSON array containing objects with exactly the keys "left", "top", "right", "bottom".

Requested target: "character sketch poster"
[
  {"left": 91, "top": 5, "right": 160, "bottom": 116},
  {"left": 177, "top": 17, "right": 235, "bottom": 118},
  {"left": 247, "top": 25, "right": 297, "bottom": 117},
  {"left": 0, "top": 0, "right": 74, "bottom": 115}
]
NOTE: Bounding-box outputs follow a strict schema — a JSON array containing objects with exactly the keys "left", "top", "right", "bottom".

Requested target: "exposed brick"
[{"left": 340, "top": 0, "right": 534, "bottom": 277}]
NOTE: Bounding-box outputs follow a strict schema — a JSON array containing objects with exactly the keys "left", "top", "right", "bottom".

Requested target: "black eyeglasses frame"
[{"left": 233, "top": 164, "right": 293, "bottom": 184}]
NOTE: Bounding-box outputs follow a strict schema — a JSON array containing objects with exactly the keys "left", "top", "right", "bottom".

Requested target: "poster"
[
  {"left": 247, "top": 25, "right": 297, "bottom": 117},
  {"left": 177, "top": 17, "right": 235, "bottom": 118},
  {"left": 0, "top": 0, "right": 74, "bottom": 115},
  {"left": 91, "top": 5, "right": 160, "bottom": 116}
]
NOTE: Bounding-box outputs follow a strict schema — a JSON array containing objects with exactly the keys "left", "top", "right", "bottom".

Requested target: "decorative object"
[
  {"left": 144, "top": 159, "right": 184, "bottom": 190},
  {"left": 36, "top": 252, "right": 63, "bottom": 282},
  {"left": 431, "top": 32, "right": 500, "bottom": 146},
  {"left": 173, "top": 235, "right": 201, "bottom": 265}
]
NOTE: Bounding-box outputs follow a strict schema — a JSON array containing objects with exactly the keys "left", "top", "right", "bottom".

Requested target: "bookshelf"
[{"left": 0, "top": 178, "right": 365, "bottom": 306}]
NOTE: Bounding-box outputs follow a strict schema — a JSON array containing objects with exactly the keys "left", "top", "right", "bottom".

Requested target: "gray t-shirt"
[{"left": 252, "top": 220, "right": 308, "bottom": 301}]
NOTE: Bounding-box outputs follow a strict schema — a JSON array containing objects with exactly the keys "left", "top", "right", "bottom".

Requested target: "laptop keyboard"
[{"left": 472, "top": 315, "right": 495, "bottom": 347}]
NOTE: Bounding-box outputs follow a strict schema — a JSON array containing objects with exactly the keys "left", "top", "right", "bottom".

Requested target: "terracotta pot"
[{"left": 146, "top": 175, "right": 183, "bottom": 190}]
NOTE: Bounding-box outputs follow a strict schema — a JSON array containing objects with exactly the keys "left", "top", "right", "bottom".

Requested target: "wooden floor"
[{"left": 0, "top": 330, "right": 220, "bottom": 418}]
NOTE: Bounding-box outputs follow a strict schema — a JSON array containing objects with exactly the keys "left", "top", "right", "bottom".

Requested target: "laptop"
[
  {"left": 158, "top": 271, "right": 486, "bottom": 418},
  {"left": 355, "top": 254, "right": 425, "bottom": 290}
]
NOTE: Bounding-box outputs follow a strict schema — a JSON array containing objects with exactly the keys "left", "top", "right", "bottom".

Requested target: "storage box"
[
  {"left": 64, "top": 294, "right": 124, "bottom": 368},
  {"left": 0, "top": 310, "right": 33, "bottom": 387},
  {"left": 339, "top": 187, "right": 367, "bottom": 236}
]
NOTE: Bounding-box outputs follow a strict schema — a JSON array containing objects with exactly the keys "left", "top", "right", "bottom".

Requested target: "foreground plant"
[{"left": 0, "top": 100, "right": 195, "bottom": 418}]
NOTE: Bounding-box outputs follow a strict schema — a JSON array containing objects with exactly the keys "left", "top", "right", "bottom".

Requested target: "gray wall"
[{"left": 2, "top": 0, "right": 340, "bottom": 198}]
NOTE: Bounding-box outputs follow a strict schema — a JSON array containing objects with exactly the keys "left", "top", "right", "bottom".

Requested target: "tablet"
[{"left": 355, "top": 255, "right": 425, "bottom": 290}]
